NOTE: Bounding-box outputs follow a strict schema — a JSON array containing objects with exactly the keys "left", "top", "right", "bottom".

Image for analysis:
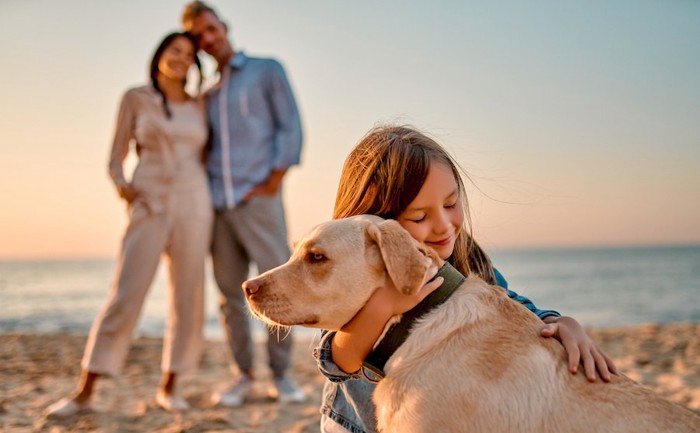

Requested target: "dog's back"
[{"left": 375, "top": 275, "right": 700, "bottom": 433}]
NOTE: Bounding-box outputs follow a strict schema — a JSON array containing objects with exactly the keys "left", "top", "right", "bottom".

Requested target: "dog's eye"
[{"left": 307, "top": 252, "right": 327, "bottom": 263}]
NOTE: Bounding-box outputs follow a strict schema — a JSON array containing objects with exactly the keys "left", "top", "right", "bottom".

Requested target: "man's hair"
[{"left": 182, "top": 1, "right": 220, "bottom": 27}]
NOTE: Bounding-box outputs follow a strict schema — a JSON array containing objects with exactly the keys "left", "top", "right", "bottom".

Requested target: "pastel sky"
[{"left": 1, "top": 0, "right": 699, "bottom": 259}]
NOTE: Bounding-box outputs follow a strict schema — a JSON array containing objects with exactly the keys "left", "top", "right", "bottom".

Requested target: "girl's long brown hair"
[{"left": 333, "top": 125, "right": 496, "bottom": 282}]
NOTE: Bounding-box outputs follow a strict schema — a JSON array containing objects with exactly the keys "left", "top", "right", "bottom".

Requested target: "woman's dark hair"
[{"left": 149, "top": 31, "right": 202, "bottom": 119}]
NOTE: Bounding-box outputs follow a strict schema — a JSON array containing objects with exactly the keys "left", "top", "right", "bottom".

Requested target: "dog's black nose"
[{"left": 243, "top": 279, "right": 261, "bottom": 296}]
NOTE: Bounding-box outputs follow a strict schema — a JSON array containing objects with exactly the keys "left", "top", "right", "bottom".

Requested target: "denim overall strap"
[{"left": 362, "top": 262, "right": 466, "bottom": 380}]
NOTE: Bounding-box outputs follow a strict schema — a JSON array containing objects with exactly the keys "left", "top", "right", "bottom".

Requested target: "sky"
[{"left": 1, "top": 0, "right": 699, "bottom": 260}]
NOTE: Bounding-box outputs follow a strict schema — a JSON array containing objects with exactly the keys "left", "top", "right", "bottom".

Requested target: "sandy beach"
[{"left": 2, "top": 322, "right": 698, "bottom": 432}]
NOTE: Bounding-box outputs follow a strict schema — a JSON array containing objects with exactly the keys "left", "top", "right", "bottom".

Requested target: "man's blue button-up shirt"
[{"left": 206, "top": 51, "right": 303, "bottom": 209}]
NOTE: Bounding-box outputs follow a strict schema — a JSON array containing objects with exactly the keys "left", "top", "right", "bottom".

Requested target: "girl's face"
[
  {"left": 397, "top": 161, "right": 464, "bottom": 260},
  {"left": 158, "top": 36, "right": 196, "bottom": 81}
]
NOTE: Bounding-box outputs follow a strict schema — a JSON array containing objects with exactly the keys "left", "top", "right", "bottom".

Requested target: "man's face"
[{"left": 186, "top": 11, "right": 229, "bottom": 59}]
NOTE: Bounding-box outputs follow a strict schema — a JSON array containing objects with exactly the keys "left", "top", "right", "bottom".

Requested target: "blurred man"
[{"left": 182, "top": 1, "right": 305, "bottom": 407}]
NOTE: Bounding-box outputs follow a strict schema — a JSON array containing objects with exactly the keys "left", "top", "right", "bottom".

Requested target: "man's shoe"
[
  {"left": 212, "top": 376, "right": 253, "bottom": 407},
  {"left": 269, "top": 376, "right": 307, "bottom": 403},
  {"left": 45, "top": 397, "right": 92, "bottom": 418}
]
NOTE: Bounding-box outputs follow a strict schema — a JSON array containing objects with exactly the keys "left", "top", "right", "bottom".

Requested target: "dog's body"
[{"left": 243, "top": 215, "right": 700, "bottom": 433}]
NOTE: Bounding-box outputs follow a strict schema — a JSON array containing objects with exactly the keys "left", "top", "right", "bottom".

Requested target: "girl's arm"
[{"left": 330, "top": 267, "right": 442, "bottom": 374}]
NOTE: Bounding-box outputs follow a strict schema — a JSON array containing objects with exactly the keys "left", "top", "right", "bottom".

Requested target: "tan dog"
[{"left": 243, "top": 215, "right": 699, "bottom": 433}]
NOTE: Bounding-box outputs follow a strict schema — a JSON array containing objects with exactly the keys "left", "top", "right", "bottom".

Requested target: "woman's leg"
[
  {"left": 47, "top": 206, "right": 168, "bottom": 418},
  {"left": 159, "top": 371, "right": 177, "bottom": 396},
  {"left": 155, "top": 190, "right": 212, "bottom": 410},
  {"left": 74, "top": 370, "right": 99, "bottom": 403},
  {"left": 161, "top": 190, "right": 211, "bottom": 376},
  {"left": 82, "top": 205, "right": 168, "bottom": 376},
  {"left": 45, "top": 370, "right": 100, "bottom": 416}
]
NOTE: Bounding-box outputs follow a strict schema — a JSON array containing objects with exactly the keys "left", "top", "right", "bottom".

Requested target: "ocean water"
[
  {"left": 489, "top": 245, "right": 700, "bottom": 327},
  {"left": 1, "top": 245, "right": 699, "bottom": 340}
]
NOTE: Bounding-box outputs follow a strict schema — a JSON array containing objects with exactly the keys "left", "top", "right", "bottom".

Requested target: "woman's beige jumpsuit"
[{"left": 82, "top": 85, "right": 213, "bottom": 375}]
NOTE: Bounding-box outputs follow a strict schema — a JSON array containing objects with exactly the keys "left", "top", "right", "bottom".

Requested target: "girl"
[
  {"left": 46, "top": 32, "right": 212, "bottom": 416},
  {"left": 315, "top": 125, "right": 617, "bottom": 433}
]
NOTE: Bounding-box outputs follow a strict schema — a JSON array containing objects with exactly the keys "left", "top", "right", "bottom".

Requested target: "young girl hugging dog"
[{"left": 315, "top": 124, "right": 617, "bottom": 433}]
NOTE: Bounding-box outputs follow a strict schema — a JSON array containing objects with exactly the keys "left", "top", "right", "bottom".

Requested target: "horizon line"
[{"left": 3, "top": 241, "right": 700, "bottom": 262}]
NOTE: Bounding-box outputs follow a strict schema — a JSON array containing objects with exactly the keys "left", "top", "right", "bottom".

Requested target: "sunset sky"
[{"left": 1, "top": 0, "right": 699, "bottom": 259}]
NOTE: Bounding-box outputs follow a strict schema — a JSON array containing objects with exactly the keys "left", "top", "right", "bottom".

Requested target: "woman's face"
[
  {"left": 397, "top": 162, "right": 464, "bottom": 260},
  {"left": 158, "top": 36, "right": 196, "bottom": 81}
]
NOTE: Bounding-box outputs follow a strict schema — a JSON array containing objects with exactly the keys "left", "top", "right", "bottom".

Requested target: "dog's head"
[{"left": 243, "top": 215, "right": 437, "bottom": 330}]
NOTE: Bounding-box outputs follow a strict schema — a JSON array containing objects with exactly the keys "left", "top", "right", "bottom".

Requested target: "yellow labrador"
[{"left": 243, "top": 215, "right": 699, "bottom": 433}]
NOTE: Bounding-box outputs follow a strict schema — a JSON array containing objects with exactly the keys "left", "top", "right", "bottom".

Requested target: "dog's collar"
[{"left": 361, "top": 262, "right": 466, "bottom": 381}]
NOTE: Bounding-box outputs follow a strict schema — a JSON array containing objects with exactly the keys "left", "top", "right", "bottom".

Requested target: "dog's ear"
[{"left": 365, "top": 219, "right": 432, "bottom": 295}]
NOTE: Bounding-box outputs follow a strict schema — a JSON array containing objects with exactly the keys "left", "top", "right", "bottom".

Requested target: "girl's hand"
[
  {"left": 541, "top": 316, "right": 618, "bottom": 382},
  {"left": 374, "top": 263, "right": 443, "bottom": 316}
]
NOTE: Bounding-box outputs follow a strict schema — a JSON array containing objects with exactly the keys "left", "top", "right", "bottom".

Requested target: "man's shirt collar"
[{"left": 228, "top": 51, "right": 248, "bottom": 70}]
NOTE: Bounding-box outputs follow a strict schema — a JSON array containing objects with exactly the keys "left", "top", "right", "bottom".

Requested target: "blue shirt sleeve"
[
  {"left": 314, "top": 330, "right": 363, "bottom": 382},
  {"left": 494, "top": 268, "right": 560, "bottom": 320},
  {"left": 267, "top": 60, "right": 302, "bottom": 170}
]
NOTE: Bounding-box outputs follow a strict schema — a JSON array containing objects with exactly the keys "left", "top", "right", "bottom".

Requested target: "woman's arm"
[{"left": 108, "top": 90, "right": 137, "bottom": 202}]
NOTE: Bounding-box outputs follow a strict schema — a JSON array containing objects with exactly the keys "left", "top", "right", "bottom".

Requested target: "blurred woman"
[{"left": 47, "top": 31, "right": 213, "bottom": 416}]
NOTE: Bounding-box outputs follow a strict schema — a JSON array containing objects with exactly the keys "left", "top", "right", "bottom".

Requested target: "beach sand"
[{"left": 1, "top": 322, "right": 698, "bottom": 432}]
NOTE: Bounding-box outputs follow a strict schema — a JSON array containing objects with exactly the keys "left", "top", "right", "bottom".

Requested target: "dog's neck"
[{"left": 362, "top": 262, "right": 466, "bottom": 380}]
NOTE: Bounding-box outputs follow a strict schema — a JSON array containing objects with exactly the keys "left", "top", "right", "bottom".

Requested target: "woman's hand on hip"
[{"left": 117, "top": 183, "right": 140, "bottom": 204}]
